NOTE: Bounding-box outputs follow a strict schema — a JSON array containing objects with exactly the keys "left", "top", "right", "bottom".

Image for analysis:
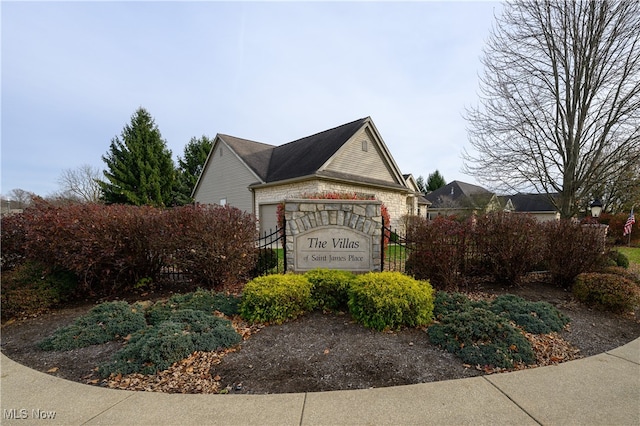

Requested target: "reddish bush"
[
  {"left": 471, "top": 212, "right": 544, "bottom": 286},
  {"left": 573, "top": 272, "right": 640, "bottom": 313},
  {"left": 1, "top": 210, "right": 30, "bottom": 270},
  {"left": 599, "top": 213, "right": 639, "bottom": 246},
  {"left": 162, "top": 205, "right": 257, "bottom": 290},
  {"left": 542, "top": 220, "right": 608, "bottom": 288},
  {"left": 405, "top": 216, "right": 469, "bottom": 291},
  {"left": 21, "top": 201, "right": 164, "bottom": 294}
]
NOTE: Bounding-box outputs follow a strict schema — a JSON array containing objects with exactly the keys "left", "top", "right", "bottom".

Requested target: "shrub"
[
  {"left": 17, "top": 201, "right": 165, "bottom": 295},
  {"left": 145, "top": 289, "right": 241, "bottom": 325},
  {"left": 432, "top": 291, "right": 489, "bottom": 319},
  {"left": 38, "top": 301, "right": 147, "bottom": 351},
  {"left": 98, "top": 312, "right": 240, "bottom": 376},
  {"left": 428, "top": 307, "right": 536, "bottom": 368},
  {"left": 1, "top": 211, "right": 29, "bottom": 270},
  {"left": 1, "top": 261, "right": 78, "bottom": 321},
  {"left": 542, "top": 220, "right": 607, "bottom": 288},
  {"left": 305, "top": 269, "right": 356, "bottom": 312},
  {"left": 405, "top": 216, "right": 469, "bottom": 291},
  {"left": 240, "top": 274, "right": 314, "bottom": 324},
  {"left": 162, "top": 205, "right": 257, "bottom": 290},
  {"left": 471, "top": 212, "right": 544, "bottom": 286},
  {"left": 608, "top": 250, "right": 630, "bottom": 269},
  {"left": 348, "top": 272, "right": 434, "bottom": 331},
  {"left": 573, "top": 273, "right": 640, "bottom": 313},
  {"left": 489, "top": 294, "right": 570, "bottom": 334}
]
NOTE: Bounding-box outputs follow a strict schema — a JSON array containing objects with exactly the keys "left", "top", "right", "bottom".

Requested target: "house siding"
[
  {"left": 194, "top": 142, "right": 255, "bottom": 213},
  {"left": 324, "top": 128, "right": 397, "bottom": 183}
]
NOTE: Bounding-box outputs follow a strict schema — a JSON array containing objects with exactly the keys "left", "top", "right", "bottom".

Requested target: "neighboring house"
[
  {"left": 192, "top": 117, "right": 425, "bottom": 233},
  {"left": 424, "top": 180, "right": 502, "bottom": 219},
  {"left": 501, "top": 193, "right": 560, "bottom": 222}
]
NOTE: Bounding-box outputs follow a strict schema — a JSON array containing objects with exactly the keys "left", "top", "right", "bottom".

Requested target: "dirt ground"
[{"left": 2, "top": 279, "right": 639, "bottom": 395}]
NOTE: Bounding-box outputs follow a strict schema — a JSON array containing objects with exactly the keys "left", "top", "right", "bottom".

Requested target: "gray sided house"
[{"left": 192, "top": 117, "right": 426, "bottom": 233}]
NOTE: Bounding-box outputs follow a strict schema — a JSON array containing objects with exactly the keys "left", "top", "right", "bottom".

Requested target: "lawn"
[{"left": 617, "top": 246, "right": 640, "bottom": 265}]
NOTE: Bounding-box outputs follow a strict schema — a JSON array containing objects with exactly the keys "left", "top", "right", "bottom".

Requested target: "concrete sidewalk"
[{"left": 1, "top": 338, "right": 639, "bottom": 425}]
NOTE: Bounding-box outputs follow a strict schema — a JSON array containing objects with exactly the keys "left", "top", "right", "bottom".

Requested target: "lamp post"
[{"left": 590, "top": 199, "right": 603, "bottom": 219}]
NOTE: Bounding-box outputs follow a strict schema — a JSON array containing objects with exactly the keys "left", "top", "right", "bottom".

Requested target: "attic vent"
[
  {"left": 362, "top": 140, "right": 368, "bottom": 152},
  {"left": 450, "top": 187, "right": 454, "bottom": 196},
  {"left": 219, "top": 147, "right": 223, "bottom": 157}
]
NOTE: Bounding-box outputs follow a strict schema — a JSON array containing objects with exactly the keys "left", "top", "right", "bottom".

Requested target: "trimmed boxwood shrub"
[
  {"left": 573, "top": 272, "right": 640, "bottom": 313},
  {"left": 38, "top": 301, "right": 146, "bottom": 351},
  {"left": 305, "top": 268, "right": 356, "bottom": 312},
  {"left": 240, "top": 274, "right": 314, "bottom": 324},
  {"left": 98, "top": 310, "right": 241, "bottom": 377},
  {"left": 348, "top": 272, "right": 434, "bottom": 331},
  {"left": 428, "top": 307, "right": 536, "bottom": 368}
]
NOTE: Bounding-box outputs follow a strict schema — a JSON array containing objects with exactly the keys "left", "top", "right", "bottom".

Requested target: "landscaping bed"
[{"left": 2, "top": 277, "right": 639, "bottom": 395}]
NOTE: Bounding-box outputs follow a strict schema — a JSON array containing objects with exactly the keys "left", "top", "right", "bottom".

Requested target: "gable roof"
[
  {"left": 424, "top": 180, "right": 494, "bottom": 209},
  {"left": 266, "top": 118, "right": 369, "bottom": 183},
  {"left": 217, "top": 135, "right": 274, "bottom": 182},
  {"left": 501, "top": 193, "right": 558, "bottom": 212},
  {"left": 194, "top": 117, "right": 410, "bottom": 196}
]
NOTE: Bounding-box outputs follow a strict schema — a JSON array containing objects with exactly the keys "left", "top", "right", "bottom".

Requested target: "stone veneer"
[
  {"left": 254, "top": 180, "right": 409, "bottom": 230},
  {"left": 284, "top": 199, "right": 383, "bottom": 273}
]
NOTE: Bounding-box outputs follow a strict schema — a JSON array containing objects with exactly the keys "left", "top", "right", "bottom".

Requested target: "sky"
[{"left": 1, "top": 0, "right": 502, "bottom": 198}]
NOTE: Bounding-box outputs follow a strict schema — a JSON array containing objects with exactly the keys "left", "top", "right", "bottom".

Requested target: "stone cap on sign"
[{"left": 284, "top": 199, "right": 383, "bottom": 273}]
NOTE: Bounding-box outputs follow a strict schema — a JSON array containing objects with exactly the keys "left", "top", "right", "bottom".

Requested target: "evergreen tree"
[
  {"left": 99, "top": 108, "right": 175, "bottom": 207},
  {"left": 427, "top": 170, "right": 446, "bottom": 192},
  {"left": 416, "top": 176, "right": 427, "bottom": 194},
  {"left": 172, "top": 135, "right": 213, "bottom": 205}
]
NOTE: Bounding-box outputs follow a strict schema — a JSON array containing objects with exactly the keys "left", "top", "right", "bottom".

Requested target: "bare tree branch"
[{"left": 463, "top": 0, "right": 640, "bottom": 218}]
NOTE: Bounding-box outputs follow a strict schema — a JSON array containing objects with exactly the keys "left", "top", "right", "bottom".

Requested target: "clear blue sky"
[{"left": 1, "top": 1, "right": 501, "bottom": 198}]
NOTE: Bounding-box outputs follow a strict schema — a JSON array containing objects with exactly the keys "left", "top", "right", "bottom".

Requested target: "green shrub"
[
  {"left": 305, "top": 269, "right": 356, "bottom": 312},
  {"left": 432, "top": 291, "right": 489, "bottom": 319},
  {"left": 38, "top": 301, "right": 146, "bottom": 351},
  {"left": 348, "top": 272, "right": 434, "bottom": 331},
  {"left": 145, "top": 289, "right": 240, "bottom": 325},
  {"left": 1, "top": 261, "right": 78, "bottom": 321},
  {"left": 611, "top": 250, "right": 630, "bottom": 269},
  {"left": 573, "top": 273, "right": 640, "bottom": 313},
  {"left": 98, "top": 310, "right": 241, "bottom": 377},
  {"left": 489, "top": 294, "right": 570, "bottom": 334},
  {"left": 240, "top": 274, "right": 314, "bottom": 324},
  {"left": 428, "top": 307, "right": 535, "bottom": 368}
]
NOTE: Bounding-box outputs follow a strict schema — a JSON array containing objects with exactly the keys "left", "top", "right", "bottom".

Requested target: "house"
[
  {"left": 501, "top": 193, "right": 560, "bottom": 222},
  {"left": 423, "top": 180, "right": 561, "bottom": 221},
  {"left": 192, "top": 117, "right": 426, "bottom": 233},
  {"left": 423, "top": 180, "right": 502, "bottom": 219}
]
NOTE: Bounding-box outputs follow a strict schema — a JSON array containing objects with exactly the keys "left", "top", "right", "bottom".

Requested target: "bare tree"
[
  {"left": 57, "top": 164, "right": 103, "bottom": 203},
  {"left": 463, "top": 0, "right": 640, "bottom": 218}
]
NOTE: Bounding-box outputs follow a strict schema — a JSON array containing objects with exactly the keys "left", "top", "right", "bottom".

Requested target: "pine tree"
[
  {"left": 172, "top": 135, "right": 213, "bottom": 205},
  {"left": 427, "top": 170, "right": 446, "bottom": 192},
  {"left": 99, "top": 108, "right": 175, "bottom": 207}
]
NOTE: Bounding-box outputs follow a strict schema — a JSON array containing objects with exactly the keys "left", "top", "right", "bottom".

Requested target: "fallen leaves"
[{"left": 102, "top": 314, "right": 263, "bottom": 394}]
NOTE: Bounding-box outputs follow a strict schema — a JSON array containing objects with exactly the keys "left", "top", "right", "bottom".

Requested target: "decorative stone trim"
[{"left": 284, "top": 199, "right": 382, "bottom": 273}]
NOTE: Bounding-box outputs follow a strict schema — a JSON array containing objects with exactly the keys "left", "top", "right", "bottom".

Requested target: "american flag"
[{"left": 623, "top": 208, "right": 635, "bottom": 236}]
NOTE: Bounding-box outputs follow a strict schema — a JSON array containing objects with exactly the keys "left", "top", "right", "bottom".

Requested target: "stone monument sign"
[{"left": 284, "top": 199, "right": 382, "bottom": 273}]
